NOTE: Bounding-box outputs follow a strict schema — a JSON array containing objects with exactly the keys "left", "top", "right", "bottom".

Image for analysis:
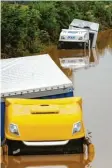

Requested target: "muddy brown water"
[{"left": 1, "top": 29, "right": 112, "bottom": 168}]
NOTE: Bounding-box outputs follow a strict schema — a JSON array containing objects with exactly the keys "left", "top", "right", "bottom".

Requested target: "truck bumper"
[
  {"left": 58, "top": 41, "right": 86, "bottom": 49},
  {"left": 6, "top": 137, "right": 85, "bottom": 155}
]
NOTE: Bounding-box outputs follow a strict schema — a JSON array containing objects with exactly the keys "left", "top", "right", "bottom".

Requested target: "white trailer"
[
  {"left": 1, "top": 54, "right": 73, "bottom": 142},
  {"left": 69, "top": 19, "right": 99, "bottom": 48}
]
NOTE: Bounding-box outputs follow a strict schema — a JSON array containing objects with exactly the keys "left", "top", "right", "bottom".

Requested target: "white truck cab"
[
  {"left": 69, "top": 19, "right": 99, "bottom": 48},
  {"left": 58, "top": 29, "right": 90, "bottom": 50},
  {"left": 59, "top": 29, "right": 89, "bottom": 42},
  {"left": 58, "top": 19, "right": 99, "bottom": 50}
]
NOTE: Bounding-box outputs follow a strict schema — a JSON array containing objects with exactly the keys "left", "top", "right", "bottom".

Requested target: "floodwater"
[
  {"left": 1, "top": 29, "right": 112, "bottom": 168},
  {"left": 49, "top": 29, "right": 112, "bottom": 168}
]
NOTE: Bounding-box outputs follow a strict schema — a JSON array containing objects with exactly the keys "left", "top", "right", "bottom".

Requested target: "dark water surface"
[{"left": 1, "top": 29, "right": 112, "bottom": 168}]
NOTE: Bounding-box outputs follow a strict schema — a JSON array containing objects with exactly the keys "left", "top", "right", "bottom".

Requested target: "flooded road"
[
  {"left": 73, "top": 39, "right": 112, "bottom": 167},
  {"left": 1, "top": 29, "right": 112, "bottom": 168},
  {"left": 47, "top": 29, "right": 112, "bottom": 167}
]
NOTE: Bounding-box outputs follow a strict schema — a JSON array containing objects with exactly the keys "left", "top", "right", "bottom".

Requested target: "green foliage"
[{"left": 1, "top": 1, "right": 112, "bottom": 58}]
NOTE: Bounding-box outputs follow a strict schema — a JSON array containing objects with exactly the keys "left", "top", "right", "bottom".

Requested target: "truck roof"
[
  {"left": 1, "top": 54, "right": 73, "bottom": 98},
  {"left": 69, "top": 19, "right": 99, "bottom": 32}
]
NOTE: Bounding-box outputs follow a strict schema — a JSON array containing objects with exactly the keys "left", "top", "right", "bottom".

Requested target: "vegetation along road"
[{"left": 1, "top": 1, "right": 112, "bottom": 58}]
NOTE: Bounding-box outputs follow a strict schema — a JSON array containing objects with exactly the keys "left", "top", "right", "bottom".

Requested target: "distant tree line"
[{"left": 1, "top": 1, "right": 112, "bottom": 58}]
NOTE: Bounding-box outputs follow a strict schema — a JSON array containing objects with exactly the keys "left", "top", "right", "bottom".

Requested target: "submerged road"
[{"left": 1, "top": 29, "right": 112, "bottom": 168}]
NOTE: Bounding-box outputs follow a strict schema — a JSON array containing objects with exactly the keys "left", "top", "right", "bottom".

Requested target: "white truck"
[{"left": 58, "top": 19, "right": 99, "bottom": 49}]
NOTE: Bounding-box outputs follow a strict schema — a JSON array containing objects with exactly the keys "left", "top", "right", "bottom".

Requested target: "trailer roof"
[
  {"left": 1, "top": 54, "right": 72, "bottom": 97},
  {"left": 69, "top": 19, "right": 99, "bottom": 32}
]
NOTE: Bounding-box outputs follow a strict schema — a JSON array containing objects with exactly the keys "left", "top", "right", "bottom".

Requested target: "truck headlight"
[
  {"left": 9, "top": 124, "right": 19, "bottom": 135},
  {"left": 72, "top": 122, "right": 81, "bottom": 134}
]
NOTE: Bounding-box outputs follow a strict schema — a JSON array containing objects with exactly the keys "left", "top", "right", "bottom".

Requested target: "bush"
[{"left": 1, "top": 1, "right": 112, "bottom": 58}]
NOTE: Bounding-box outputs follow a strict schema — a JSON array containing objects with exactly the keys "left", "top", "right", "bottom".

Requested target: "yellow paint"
[{"left": 5, "top": 97, "right": 85, "bottom": 141}]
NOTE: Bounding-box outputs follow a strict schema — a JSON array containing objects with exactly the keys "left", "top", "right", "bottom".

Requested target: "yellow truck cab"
[{"left": 5, "top": 97, "right": 86, "bottom": 155}]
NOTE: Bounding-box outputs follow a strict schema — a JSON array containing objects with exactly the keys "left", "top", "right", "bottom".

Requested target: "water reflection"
[
  {"left": 58, "top": 48, "right": 99, "bottom": 92},
  {"left": 1, "top": 143, "right": 95, "bottom": 168},
  {"left": 42, "top": 46, "right": 100, "bottom": 78},
  {"left": 59, "top": 49, "right": 99, "bottom": 71}
]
